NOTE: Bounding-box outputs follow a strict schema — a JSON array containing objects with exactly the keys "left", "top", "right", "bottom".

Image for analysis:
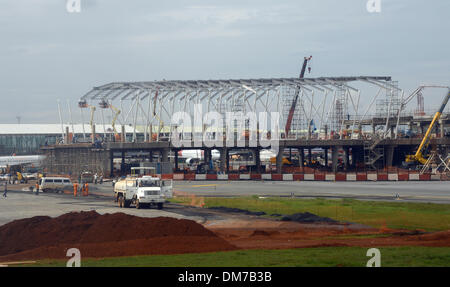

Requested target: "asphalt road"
[
  {"left": 0, "top": 190, "right": 210, "bottom": 227},
  {"left": 171, "top": 180, "right": 450, "bottom": 204},
  {"left": 85, "top": 180, "right": 450, "bottom": 204}
]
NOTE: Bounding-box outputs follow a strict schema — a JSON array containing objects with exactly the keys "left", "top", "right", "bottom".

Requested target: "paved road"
[
  {"left": 84, "top": 180, "right": 450, "bottom": 204},
  {"left": 0, "top": 191, "right": 210, "bottom": 227},
  {"left": 171, "top": 180, "right": 450, "bottom": 204}
]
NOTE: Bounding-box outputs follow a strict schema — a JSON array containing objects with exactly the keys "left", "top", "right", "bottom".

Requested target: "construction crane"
[
  {"left": 285, "top": 56, "right": 312, "bottom": 138},
  {"left": 99, "top": 100, "right": 121, "bottom": 140},
  {"left": 78, "top": 100, "right": 96, "bottom": 142},
  {"left": 406, "top": 89, "right": 450, "bottom": 165}
]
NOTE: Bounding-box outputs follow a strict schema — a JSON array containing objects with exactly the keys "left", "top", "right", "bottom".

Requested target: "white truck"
[{"left": 114, "top": 175, "right": 172, "bottom": 209}]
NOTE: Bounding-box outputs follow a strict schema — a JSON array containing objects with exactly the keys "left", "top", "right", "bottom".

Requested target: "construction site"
[
  {"left": 1, "top": 57, "right": 449, "bottom": 268},
  {"left": 40, "top": 67, "right": 450, "bottom": 181}
]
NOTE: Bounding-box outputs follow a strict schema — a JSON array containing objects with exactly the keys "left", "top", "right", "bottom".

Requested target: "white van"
[{"left": 38, "top": 177, "right": 72, "bottom": 193}]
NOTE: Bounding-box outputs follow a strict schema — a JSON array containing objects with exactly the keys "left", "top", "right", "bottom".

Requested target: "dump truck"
[{"left": 114, "top": 173, "right": 172, "bottom": 209}]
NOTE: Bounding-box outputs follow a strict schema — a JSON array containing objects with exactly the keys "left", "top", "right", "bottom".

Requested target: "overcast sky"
[{"left": 0, "top": 0, "right": 449, "bottom": 123}]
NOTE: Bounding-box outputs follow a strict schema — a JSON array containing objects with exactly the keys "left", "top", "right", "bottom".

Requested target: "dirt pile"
[
  {"left": 281, "top": 212, "right": 338, "bottom": 224},
  {"left": 0, "top": 211, "right": 236, "bottom": 261}
]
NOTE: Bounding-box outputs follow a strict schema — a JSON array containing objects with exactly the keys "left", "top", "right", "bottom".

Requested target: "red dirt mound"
[{"left": 0, "top": 211, "right": 237, "bottom": 261}]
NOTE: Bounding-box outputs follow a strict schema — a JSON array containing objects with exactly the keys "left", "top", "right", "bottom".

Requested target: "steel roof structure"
[{"left": 80, "top": 76, "right": 393, "bottom": 101}]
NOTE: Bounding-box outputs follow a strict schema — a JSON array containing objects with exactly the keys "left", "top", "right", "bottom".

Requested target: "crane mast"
[{"left": 285, "top": 56, "right": 312, "bottom": 138}]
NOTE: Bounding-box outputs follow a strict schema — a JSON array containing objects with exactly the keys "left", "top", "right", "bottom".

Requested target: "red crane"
[{"left": 285, "top": 56, "right": 312, "bottom": 138}]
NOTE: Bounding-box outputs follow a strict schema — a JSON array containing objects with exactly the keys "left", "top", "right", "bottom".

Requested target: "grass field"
[
  {"left": 22, "top": 247, "right": 450, "bottom": 267},
  {"left": 170, "top": 197, "right": 450, "bottom": 231}
]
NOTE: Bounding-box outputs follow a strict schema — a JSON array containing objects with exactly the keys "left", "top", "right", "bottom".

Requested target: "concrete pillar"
[
  {"left": 219, "top": 148, "right": 227, "bottom": 173},
  {"left": 121, "top": 125, "right": 126, "bottom": 142},
  {"left": 121, "top": 151, "right": 125, "bottom": 175},
  {"left": 300, "top": 148, "right": 305, "bottom": 167},
  {"left": 255, "top": 149, "right": 261, "bottom": 173},
  {"left": 331, "top": 147, "right": 339, "bottom": 172},
  {"left": 205, "top": 149, "right": 211, "bottom": 163},
  {"left": 324, "top": 148, "right": 328, "bottom": 168},
  {"left": 65, "top": 126, "right": 70, "bottom": 144},
  {"left": 226, "top": 149, "right": 230, "bottom": 172},
  {"left": 358, "top": 124, "right": 362, "bottom": 139},
  {"left": 109, "top": 151, "right": 114, "bottom": 178},
  {"left": 92, "top": 125, "right": 96, "bottom": 144},
  {"left": 344, "top": 147, "right": 350, "bottom": 170},
  {"left": 161, "top": 149, "right": 169, "bottom": 162},
  {"left": 149, "top": 150, "right": 153, "bottom": 162},
  {"left": 174, "top": 150, "right": 179, "bottom": 171},
  {"left": 352, "top": 148, "right": 360, "bottom": 167},
  {"left": 276, "top": 147, "right": 283, "bottom": 174},
  {"left": 385, "top": 146, "right": 394, "bottom": 167}
]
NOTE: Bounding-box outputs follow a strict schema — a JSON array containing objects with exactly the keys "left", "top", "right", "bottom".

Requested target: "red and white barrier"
[
  {"left": 163, "top": 171, "right": 448, "bottom": 181},
  {"left": 346, "top": 173, "right": 357, "bottom": 181},
  {"left": 325, "top": 173, "right": 335, "bottom": 181},
  {"left": 218, "top": 174, "right": 228, "bottom": 180},
  {"left": 240, "top": 174, "right": 250, "bottom": 180},
  {"left": 304, "top": 173, "right": 315, "bottom": 181},
  {"left": 282, "top": 174, "right": 293, "bottom": 181},
  {"left": 388, "top": 173, "right": 398, "bottom": 181}
]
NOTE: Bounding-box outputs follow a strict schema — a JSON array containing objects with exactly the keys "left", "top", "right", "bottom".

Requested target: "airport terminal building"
[{"left": 0, "top": 124, "right": 140, "bottom": 156}]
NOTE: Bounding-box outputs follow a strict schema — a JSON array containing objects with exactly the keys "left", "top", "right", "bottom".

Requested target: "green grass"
[
  {"left": 170, "top": 197, "right": 450, "bottom": 231},
  {"left": 22, "top": 247, "right": 450, "bottom": 267}
]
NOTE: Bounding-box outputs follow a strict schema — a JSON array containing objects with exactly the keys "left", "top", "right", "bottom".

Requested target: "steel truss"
[{"left": 77, "top": 76, "right": 395, "bottom": 142}]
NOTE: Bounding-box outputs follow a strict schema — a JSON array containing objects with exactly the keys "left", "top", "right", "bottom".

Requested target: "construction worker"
[
  {"left": 35, "top": 182, "right": 39, "bottom": 195},
  {"left": 84, "top": 183, "right": 89, "bottom": 196},
  {"left": 3, "top": 182, "right": 7, "bottom": 198},
  {"left": 73, "top": 182, "right": 79, "bottom": 197}
]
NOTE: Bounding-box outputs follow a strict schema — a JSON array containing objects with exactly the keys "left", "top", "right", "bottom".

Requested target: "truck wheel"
[
  {"left": 157, "top": 203, "right": 163, "bottom": 210},
  {"left": 124, "top": 200, "right": 131, "bottom": 208},
  {"left": 136, "top": 199, "right": 141, "bottom": 209}
]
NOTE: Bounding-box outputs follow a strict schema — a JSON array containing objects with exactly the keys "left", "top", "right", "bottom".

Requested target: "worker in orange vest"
[
  {"left": 35, "top": 182, "right": 39, "bottom": 195},
  {"left": 84, "top": 183, "right": 89, "bottom": 196},
  {"left": 73, "top": 182, "right": 79, "bottom": 197}
]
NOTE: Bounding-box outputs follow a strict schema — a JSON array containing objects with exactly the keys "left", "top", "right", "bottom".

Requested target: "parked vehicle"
[{"left": 38, "top": 177, "right": 72, "bottom": 193}]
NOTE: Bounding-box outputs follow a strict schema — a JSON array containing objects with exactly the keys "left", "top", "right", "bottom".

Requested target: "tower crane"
[{"left": 285, "top": 56, "right": 312, "bottom": 138}]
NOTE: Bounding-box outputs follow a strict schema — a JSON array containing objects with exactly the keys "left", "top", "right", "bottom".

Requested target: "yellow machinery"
[
  {"left": 99, "top": 100, "right": 121, "bottom": 140},
  {"left": 78, "top": 100, "right": 96, "bottom": 141},
  {"left": 406, "top": 89, "right": 450, "bottom": 164},
  {"left": 270, "top": 156, "right": 293, "bottom": 166}
]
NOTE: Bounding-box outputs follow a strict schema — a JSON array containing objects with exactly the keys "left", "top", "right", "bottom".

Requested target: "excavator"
[
  {"left": 285, "top": 55, "right": 312, "bottom": 138},
  {"left": 406, "top": 89, "right": 450, "bottom": 165}
]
